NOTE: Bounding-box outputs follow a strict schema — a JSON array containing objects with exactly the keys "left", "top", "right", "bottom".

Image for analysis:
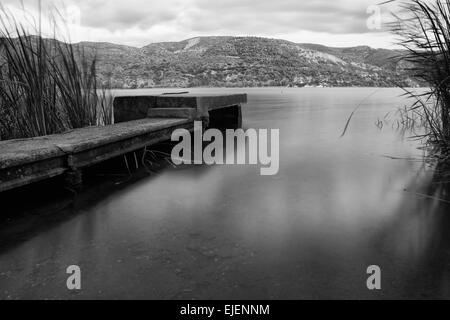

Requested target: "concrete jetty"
[{"left": 0, "top": 93, "right": 247, "bottom": 193}]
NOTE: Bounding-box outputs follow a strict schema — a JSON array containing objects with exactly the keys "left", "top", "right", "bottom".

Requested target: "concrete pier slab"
[
  {"left": 1, "top": 93, "right": 247, "bottom": 193},
  {"left": 0, "top": 119, "right": 192, "bottom": 193}
]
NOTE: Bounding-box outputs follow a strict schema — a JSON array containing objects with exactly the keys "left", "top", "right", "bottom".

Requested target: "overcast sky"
[{"left": 1, "top": 0, "right": 400, "bottom": 48}]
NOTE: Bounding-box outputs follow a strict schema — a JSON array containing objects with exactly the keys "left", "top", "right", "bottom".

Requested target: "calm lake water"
[{"left": 1, "top": 87, "right": 450, "bottom": 299}]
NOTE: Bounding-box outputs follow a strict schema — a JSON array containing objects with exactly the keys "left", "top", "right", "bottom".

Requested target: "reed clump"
[
  {"left": 0, "top": 5, "right": 112, "bottom": 141},
  {"left": 390, "top": 0, "right": 450, "bottom": 156}
]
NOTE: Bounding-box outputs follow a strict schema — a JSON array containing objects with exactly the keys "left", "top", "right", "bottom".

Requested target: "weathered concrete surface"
[
  {"left": 147, "top": 108, "right": 197, "bottom": 120},
  {"left": 66, "top": 121, "right": 193, "bottom": 169},
  {"left": 0, "top": 138, "right": 66, "bottom": 170},
  {"left": 155, "top": 94, "right": 247, "bottom": 110},
  {"left": 0, "top": 158, "right": 67, "bottom": 194},
  {"left": 47, "top": 118, "right": 191, "bottom": 154},
  {"left": 0, "top": 119, "right": 192, "bottom": 193}
]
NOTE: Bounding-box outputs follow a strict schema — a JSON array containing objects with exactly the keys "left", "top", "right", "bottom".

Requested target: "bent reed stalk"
[{"left": 0, "top": 5, "right": 112, "bottom": 141}]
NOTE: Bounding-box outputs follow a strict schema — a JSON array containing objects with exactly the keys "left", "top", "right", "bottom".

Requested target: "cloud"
[
  {"left": 68, "top": 0, "right": 185, "bottom": 30},
  {"left": 0, "top": 0, "right": 401, "bottom": 48},
  {"left": 187, "top": 0, "right": 375, "bottom": 34}
]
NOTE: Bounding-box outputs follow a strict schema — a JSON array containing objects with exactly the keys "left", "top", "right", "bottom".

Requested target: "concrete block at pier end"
[
  {"left": 114, "top": 96, "right": 157, "bottom": 123},
  {"left": 155, "top": 94, "right": 247, "bottom": 118},
  {"left": 209, "top": 105, "right": 243, "bottom": 129},
  {"left": 147, "top": 108, "right": 197, "bottom": 120},
  {"left": 196, "top": 94, "right": 247, "bottom": 118},
  {"left": 114, "top": 93, "right": 247, "bottom": 127},
  {"left": 155, "top": 94, "right": 247, "bottom": 127},
  {"left": 155, "top": 96, "right": 198, "bottom": 109}
]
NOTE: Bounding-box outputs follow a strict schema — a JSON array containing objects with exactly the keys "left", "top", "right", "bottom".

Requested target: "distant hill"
[{"left": 75, "top": 36, "right": 417, "bottom": 88}]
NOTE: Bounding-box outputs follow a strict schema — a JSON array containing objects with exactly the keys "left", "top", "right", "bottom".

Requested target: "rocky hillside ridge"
[{"left": 2, "top": 36, "right": 418, "bottom": 88}]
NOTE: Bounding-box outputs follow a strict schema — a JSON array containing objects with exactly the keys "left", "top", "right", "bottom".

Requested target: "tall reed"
[
  {"left": 390, "top": 0, "right": 450, "bottom": 154},
  {"left": 0, "top": 4, "right": 112, "bottom": 141}
]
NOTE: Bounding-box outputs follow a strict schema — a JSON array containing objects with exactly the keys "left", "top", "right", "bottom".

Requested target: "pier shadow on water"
[{"left": 0, "top": 141, "right": 192, "bottom": 252}]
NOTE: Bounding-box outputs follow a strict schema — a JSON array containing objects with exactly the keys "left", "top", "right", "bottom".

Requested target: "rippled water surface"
[{"left": 1, "top": 88, "right": 450, "bottom": 299}]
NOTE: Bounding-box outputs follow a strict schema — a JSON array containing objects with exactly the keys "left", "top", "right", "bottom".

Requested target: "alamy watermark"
[
  {"left": 367, "top": 265, "right": 381, "bottom": 290},
  {"left": 171, "top": 122, "right": 280, "bottom": 176},
  {"left": 66, "top": 265, "right": 81, "bottom": 290},
  {"left": 367, "top": 5, "right": 383, "bottom": 30},
  {"left": 65, "top": 264, "right": 381, "bottom": 292}
]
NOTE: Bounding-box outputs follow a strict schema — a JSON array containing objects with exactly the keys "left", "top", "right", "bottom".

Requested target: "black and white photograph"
[{"left": 1, "top": 0, "right": 450, "bottom": 303}]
